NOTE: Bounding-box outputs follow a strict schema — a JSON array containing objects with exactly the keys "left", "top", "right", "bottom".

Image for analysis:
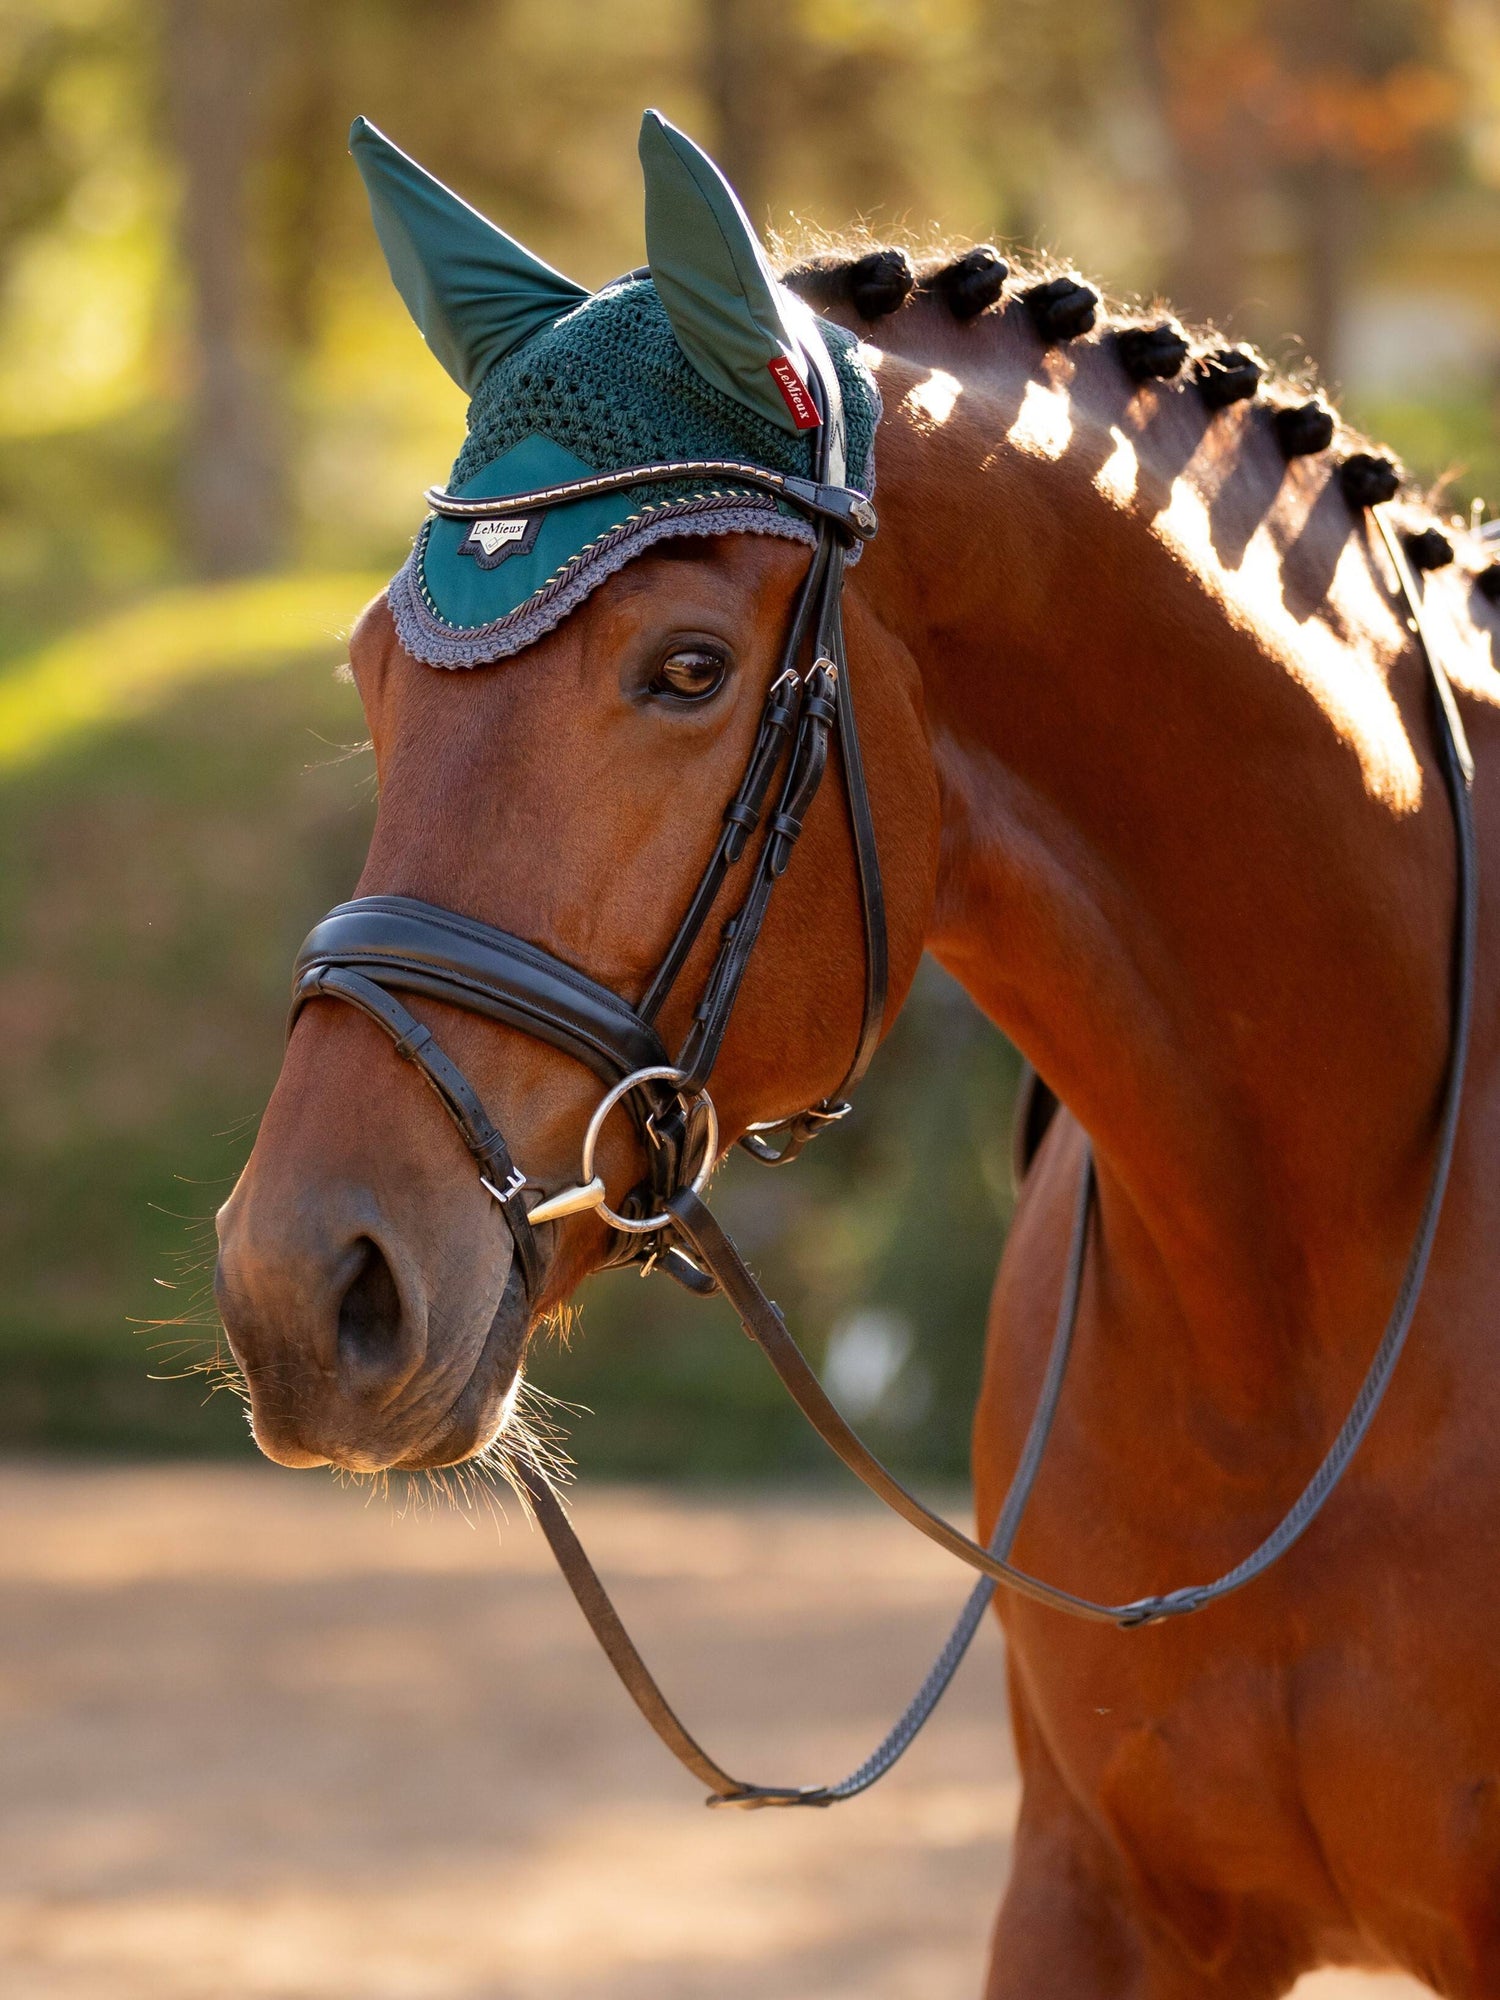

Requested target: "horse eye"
[{"left": 650, "top": 647, "right": 727, "bottom": 701}]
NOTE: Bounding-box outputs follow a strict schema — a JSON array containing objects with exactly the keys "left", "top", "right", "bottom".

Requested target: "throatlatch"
[{"left": 292, "top": 109, "right": 1478, "bottom": 1809}]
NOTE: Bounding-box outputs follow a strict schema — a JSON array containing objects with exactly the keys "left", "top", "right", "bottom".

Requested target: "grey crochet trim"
[{"left": 390, "top": 495, "right": 822, "bottom": 669}]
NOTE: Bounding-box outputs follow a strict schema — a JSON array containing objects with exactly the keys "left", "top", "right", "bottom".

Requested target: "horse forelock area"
[{"left": 783, "top": 241, "right": 1500, "bottom": 815}]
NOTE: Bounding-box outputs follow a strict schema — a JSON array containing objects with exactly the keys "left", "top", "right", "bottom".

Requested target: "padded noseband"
[{"left": 294, "top": 896, "right": 669, "bottom": 1085}]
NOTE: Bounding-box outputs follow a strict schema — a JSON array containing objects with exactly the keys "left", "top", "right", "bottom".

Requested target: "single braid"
[
  {"left": 1195, "top": 347, "right": 1262, "bottom": 410},
  {"left": 1274, "top": 401, "right": 1335, "bottom": 459},
  {"left": 1339, "top": 452, "right": 1402, "bottom": 509},
  {"left": 1023, "top": 276, "right": 1098, "bottom": 342},
  {"left": 1116, "top": 321, "right": 1189, "bottom": 382},
  {"left": 928, "top": 246, "right": 1008, "bottom": 320}
]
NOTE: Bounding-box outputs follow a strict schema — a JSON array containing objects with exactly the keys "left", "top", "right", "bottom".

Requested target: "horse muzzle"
[{"left": 214, "top": 1164, "right": 532, "bottom": 1472}]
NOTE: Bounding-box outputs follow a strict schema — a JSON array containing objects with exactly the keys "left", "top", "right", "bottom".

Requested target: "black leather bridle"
[
  {"left": 290, "top": 323, "right": 1477, "bottom": 1808},
  {"left": 294, "top": 340, "right": 888, "bottom": 1302}
]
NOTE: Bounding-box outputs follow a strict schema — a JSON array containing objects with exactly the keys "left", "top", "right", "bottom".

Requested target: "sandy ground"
[{"left": 0, "top": 1463, "right": 1428, "bottom": 2000}]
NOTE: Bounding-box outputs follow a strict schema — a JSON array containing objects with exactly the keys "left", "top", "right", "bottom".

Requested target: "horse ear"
[
  {"left": 639, "top": 109, "right": 821, "bottom": 436},
  {"left": 349, "top": 117, "right": 588, "bottom": 394}
]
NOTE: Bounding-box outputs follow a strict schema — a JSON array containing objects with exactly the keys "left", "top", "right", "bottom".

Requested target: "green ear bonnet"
[{"left": 353, "top": 114, "right": 880, "bottom": 670}]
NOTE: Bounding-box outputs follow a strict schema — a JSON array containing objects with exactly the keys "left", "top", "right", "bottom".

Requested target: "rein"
[{"left": 291, "top": 331, "right": 1477, "bottom": 1806}]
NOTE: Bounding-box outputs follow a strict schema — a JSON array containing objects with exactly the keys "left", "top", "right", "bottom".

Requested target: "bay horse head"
[{"left": 215, "top": 113, "right": 940, "bottom": 1472}]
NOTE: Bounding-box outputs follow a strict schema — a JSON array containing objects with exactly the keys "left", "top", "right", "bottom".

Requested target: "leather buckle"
[{"left": 480, "top": 1165, "right": 527, "bottom": 1206}]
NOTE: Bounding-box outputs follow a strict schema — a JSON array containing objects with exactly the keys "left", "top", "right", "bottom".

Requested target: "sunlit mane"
[
  {"left": 780, "top": 236, "right": 1500, "bottom": 594},
  {"left": 781, "top": 233, "right": 1500, "bottom": 809}
]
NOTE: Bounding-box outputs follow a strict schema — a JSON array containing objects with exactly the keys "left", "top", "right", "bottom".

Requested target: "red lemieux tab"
[{"left": 767, "top": 355, "right": 822, "bottom": 430}]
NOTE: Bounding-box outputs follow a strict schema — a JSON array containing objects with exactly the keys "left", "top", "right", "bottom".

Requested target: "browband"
[{"left": 424, "top": 459, "right": 878, "bottom": 545}]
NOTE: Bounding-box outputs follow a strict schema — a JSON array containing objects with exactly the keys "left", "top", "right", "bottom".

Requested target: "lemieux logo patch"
[
  {"left": 457, "top": 514, "right": 543, "bottom": 569},
  {"left": 767, "top": 355, "right": 822, "bottom": 431}
]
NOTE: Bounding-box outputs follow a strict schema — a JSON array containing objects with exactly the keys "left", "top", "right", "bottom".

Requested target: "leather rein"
[{"left": 291, "top": 329, "right": 1477, "bottom": 1807}]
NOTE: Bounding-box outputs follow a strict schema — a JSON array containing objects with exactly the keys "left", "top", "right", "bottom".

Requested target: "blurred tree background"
[{"left": 1, "top": 0, "right": 1497, "bottom": 1475}]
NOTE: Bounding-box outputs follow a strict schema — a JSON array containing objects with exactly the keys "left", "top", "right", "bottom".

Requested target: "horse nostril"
[{"left": 337, "top": 1237, "right": 405, "bottom": 1381}]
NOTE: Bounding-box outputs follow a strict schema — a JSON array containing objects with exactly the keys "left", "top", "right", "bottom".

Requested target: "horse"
[{"left": 214, "top": 110, "right": 1500, "bottom": 1995}]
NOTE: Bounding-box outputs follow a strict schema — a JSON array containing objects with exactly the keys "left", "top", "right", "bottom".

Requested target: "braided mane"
[{"left": 782, "top": 241, "right": 1500, "bottom": 601}]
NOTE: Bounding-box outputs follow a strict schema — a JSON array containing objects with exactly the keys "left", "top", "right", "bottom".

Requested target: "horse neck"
[{"left": 856, "top": 330, "right": 1468, "bottom": 1386}]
